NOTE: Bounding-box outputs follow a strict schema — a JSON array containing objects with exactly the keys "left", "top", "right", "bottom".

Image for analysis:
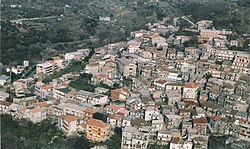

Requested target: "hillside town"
[{"left": 1, "top": 17, "right": 249, "bottom": 149}]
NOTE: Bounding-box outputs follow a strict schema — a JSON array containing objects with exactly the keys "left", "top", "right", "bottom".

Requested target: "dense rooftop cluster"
[{"left": 0, "top": 17, "right": 249, "bottom": 149}]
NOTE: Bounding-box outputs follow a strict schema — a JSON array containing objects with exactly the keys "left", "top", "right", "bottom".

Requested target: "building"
[
  {"left": 199, "top": 29, "right": 220, "bottom": 41},
  {"left": 22, "top": 108, "right": 47, "bottom": 123},
  {"left": 183, "top": 82, "right": 199, "bottom": 100},
  {"left": 193, "top": 117, "right": 208, "bottom": 135},
  {"left": 121, "top": 126, "right": 150, "bottom": 149},
  {"left": 0, "top": 91, "right": 10, "bottom": 101},
  {"left": 65, "top": 51, "right": 84, "bottom": 61},
  {"left": 88, "top": 94, "right": 109, "bottom": 105},
  {"left": 0, "top": 101, "right": 12, "bottom": 114},
  {"left": 231, "top": 52, "right": 249, "bottom": 74},
  {"left": 86, "top": 118, "right": 111, "bottom": 142},
  {"left": 36, "top": 61, "right": 58, "bottom": 75},
  {"left": 13, "top": 94, "right": 37, "bottom": 107},
  {"left": 117, "top": 58, "right": 137, "bottom": 77},
  {"left": 59, "top": 115, "right": 80, "bottom": 136},
  {"left": 111, "top": 88, "right": 130, "bottom": 101},
  {"left": 52, "top": 87, "right": 71, "bottom": 100}
]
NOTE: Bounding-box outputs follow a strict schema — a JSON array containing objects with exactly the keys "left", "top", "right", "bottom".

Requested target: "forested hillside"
[{"left": 1, "top": 0, "right": 249, "bottom": 65}]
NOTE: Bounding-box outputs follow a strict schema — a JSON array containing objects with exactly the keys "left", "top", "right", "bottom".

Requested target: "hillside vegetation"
[{"left": 1, "top": 0, "right": 249, "bottom": 65}]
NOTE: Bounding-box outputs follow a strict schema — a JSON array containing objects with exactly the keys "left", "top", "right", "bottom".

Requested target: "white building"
[
  {"left": 121, "top": 126, "right": 151, "bottom": 149},
  {"left": 65, "top": 51, "right": 84, "bottom": 61},
  {"left": 117, "top": 58, "right": 137, "bottom": 78}
]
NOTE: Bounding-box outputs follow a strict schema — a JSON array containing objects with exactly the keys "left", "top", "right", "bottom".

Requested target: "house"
[
  {"left": 144, "top": 106, "right": 160, "bottom": 121},
  {"left": 153, "top": 79, "right": 168, "bottom": 90},
  {"left": 40, "top": 84, "right": 53, "bottom": 99},
  {"left": 165, "top": 114, "right": 182, "bottom": 129},
  {"left": 36, "top": 61, "right": 59, "bottom": 76},
  {"left": 122, "top": 116, "right": 133, "bottom": 127},
  {"left": 86, "top": 118, "right": 111, "bottom": 142},
  {"left": 88, "top": 94, "right": 109, "bottom": 105},
  {"left": 210, "top": 116, "right": 229, "bottom": 135},
  {"left": 201, "top": 101, "right": 222, "bottom": 115},
  {"left": 169, "top": 137, "right": 193, "bottom": 149},
  {"left": 107, "top": 114, "right": 122, "bottom": 128},
  {"left": 85, "top": 63, "right": 100, "bottom": 74},
  {"left": 0, "top": 101, "right": 12, "bottom": 114},
  {"left": 52, "top": 87, "right": 71, "bottom": 100},
  {"left": 22, "top": 108, "right": 47, "bottom": 123},
  {"left": 0, "top": 91, "right": 9, "bottom": 101},
  {"left": 13, "top": 94, "right": 37, "bottom": 107},
  {"left": 169, "top": 137, "right": 182, "bottom": 149},
  {"left": 121, "top": 126, "right": 150, "bottom": 149},
  {"left": 193, "top": 117, "right": 208, "bottom": 135},
  {"left": 191, "top": 135, "right": 208, "bottom": 149},
  {"left": 166, "top": 48, "right": 177, "bottom": 60},
  {"left": 0, "top": 75, "right": 11, "bottom": 86},
  {"left": 99, "top": 66, "right": 115, "bottom": 74},
  {"left": 165, "top": 82, "right": 184, "bottom": 91},
  {"left": 199, "top": 29, "right": 220, "bottom": 41},
  {"left": 105, "top": 105, "right": 123, "bottom": 115},
  {"left": 59, "top": 115, "right": 80, "bottom": 136},
  {"left": 150, "top": 33, "right": 167, "bottom": 48},
  {"left": 65, "top": 51, "right": 84, "bottom": 61},
  {"left": 77, "top": 90, "right": 94, "bottom": 103},
  {"left": 127, "top": 39, "right": 141, "bottom": 53},
  {"left": 111, "top": 88, "right": 130, "bottom": 101},
  {"left": 117, "top": 57, "right": 137, "bottom": 77},
  {"left": 231, "top": 52, "right": 249, "bottom": 74},
  {"left": 183, "top": 82, "right": 199, "bottom": 100},
  {"left": 165, "top": 90, "right": 182, "bottom": 106},
  {"left": 34, "top": 101, "right": 52, "bottom": 113},
  {"left": 83, "top": 108, "right": 97, "bottom": 120},
  {"left": 151, "top": 114, "right": 164, "bottom": 132},
  {"left": 58, "top": 102, "right": 86, "bottom": 117}
]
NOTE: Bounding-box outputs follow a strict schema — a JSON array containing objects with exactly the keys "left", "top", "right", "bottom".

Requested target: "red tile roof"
[
  {"left": 184, "top": 82, "right": 198, "bottom": 88},
  {"left": 61, "top": 115, "right": 80, "bottom": 123},
  {"left": 86, "top": 118, "right": 109, "bottom": 129},
  {"left": 108, "top": 114, "right": 121, "bottom": 121},
  {"left": 193, "top": 117, "right": 208, "bottom": 124},
  {"left": 84, "top": 108, "right": 97, "bottom": 114},
  {"left": 171, "top": 137, "right": 180, "bottom": 144},
  {"left": 105, "top": 105, "right": 121, "bottom": 111},
  {"left": 41, "top": 84, "right": 53, "bottom": 90},
  {"left": 0, "top": 101, "right": 12, "bottom": 106},
  {"left": 31, "top": 108, "right": 42, "bottom": 113},
  {"left": 35, "top": 101, "right": 51, "bottom": 107}
]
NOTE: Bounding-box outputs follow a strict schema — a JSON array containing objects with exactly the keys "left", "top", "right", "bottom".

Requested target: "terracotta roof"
[
  {"left": 41, "top": 84, "right": 53, "bottom": 89},
  {"left": 35, "top": 102, "right": 51, "bottom": 107},
  {"left": 105, "top": 105, "right": 122, "bottom": 111},
  {"left": 20, "top": 107, "right": 27, "bottom": 112},
  {"left": 108, "top": 114, "right": 121, "bottom": 121},
  {"left": 184, "top": 82, "right": 198, "bottom": 88},
  {"left": 31, "top": 108, "right": 42, "bottom": 113},
  {"left": 212, "top": 116, "right": 222, "bottom": 121},
  {"left": 0, "top": 101, "right": 12, "bottom": 106},
  {"left": 62, "top": 115, "right": 80, "bottom": 123},
  {"left": 193, "top": 117, "right": 208, "bottom": 124},
  {"left": 86, "top": 118, "right": 109, "bottom": 129},
  {"left": 155, "top": 80, "right": 168, "bottom": 84},
  {"left": 171, "top": 137, "right": 180, "bottom": 144},
  {"left": 84, "top": 108, "right": 97, "bottom": 114},
  {"left": 101, "top": 66, "right": 113, "bottom": 71}
]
